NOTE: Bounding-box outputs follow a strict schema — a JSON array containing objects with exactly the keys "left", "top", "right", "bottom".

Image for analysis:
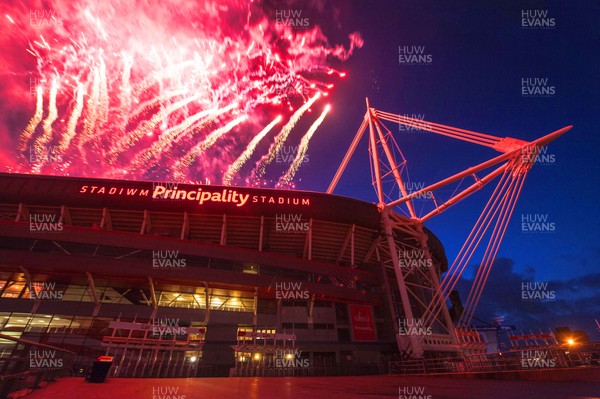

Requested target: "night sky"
[
  {"left": 1, "top": 1, "right": 599, "bottom": 338},
  {"left": 295, "top": 0, "right": 600, "bottom": 338}
]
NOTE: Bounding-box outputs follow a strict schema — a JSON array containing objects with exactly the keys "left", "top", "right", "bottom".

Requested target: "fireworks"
[
  {"left": 19, "top": 86, "right": 44, "bottom": 152},
  {"left": 173, "top": 114, "right": 249, "bottom": 181},
  {"left": 38, "top": 78, "right": 58, "bottom": 150},
  {"left": 223, "top": 115, "right": 282, "bottom": 186},
  {"left": 127, "top": 104, "right": 237, "bottom": 173},
  {"left": 277, "top": 104, "right": 331, "bottom": 188},
  {"left": 251, "top": 92, "right": 321, "bottom": 181},
  {"left": 58, "top": 84, "right": 84, "bottom": 154},
  {"left": 5, "top": 0, "right": 362, "bottom": 185}
]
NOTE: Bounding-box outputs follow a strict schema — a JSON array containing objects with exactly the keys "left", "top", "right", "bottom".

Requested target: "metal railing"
[
  {"left": 231, "top": 363, "right": 383, "bottom": 377},
  {"left": 0, "top": 332, "right": 77, "bottom": 399},
  {"left": 389, "top": 349, "right": 587, "bottom": 375}
]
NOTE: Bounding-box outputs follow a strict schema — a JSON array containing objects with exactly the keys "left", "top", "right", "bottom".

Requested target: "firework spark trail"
[
  {"left": 95, "top": 58, "right": 109, "bottom": 134},
  {"left": 278, "top": 105, "right": 331, "bottom": 187},
  {"left": 121, "top": 55, "right": 132, "bottom": 103},
  {"left": 173, "top": 114, "right": 248, "bottom": 180},
  {"left": 19, "top": 86, "right": 44, "bottom": 152},
  {"left": 189, "top": 114, "right": 248, "bottom": 154},
  {"left": 128, "top": 88, "right": 189, "bottom": 122},
  {"left": 223, "top": 115, "right": 282, "bottom": 185},
  {"left": 58, "top": 84, "right": 85, "bottom": 154},
  {"left": 252, "top": 92, "right": 321, "bottom": 180},
  {"left": 108, "top": 94, "right": 201, "bottom": 162},
  {"left": 80, "top": 59, "right": 109, "bottom": 151},
  {"left": 35, "top": 78, "right": 59, "bottom": 150},
  {"left": 172, "top": 103, "right": 238, "bottom": 142},
  {"left": 113, "top": 55, "right": 133, "bottom": 136},
  {"left": 7, "top": 1, "right": 362, "bottom": 182},
  {"left": 77, "top": 67, "right": 100, "bottom": 150},
  {"left": 127, "top": 104, "right": 235, "bottom": 170}
]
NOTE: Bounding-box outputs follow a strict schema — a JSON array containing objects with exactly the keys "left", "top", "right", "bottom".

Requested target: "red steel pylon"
[{"left": 328, "top": 99, "right": 571, "bottom": 358}]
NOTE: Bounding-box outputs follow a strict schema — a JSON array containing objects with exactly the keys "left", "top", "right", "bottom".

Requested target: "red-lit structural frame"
[{"left": 327, "top": 99, "right": 571, "bottom": 358}]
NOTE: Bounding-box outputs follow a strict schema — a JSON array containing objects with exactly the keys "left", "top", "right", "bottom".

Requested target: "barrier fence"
[
  {"left": 0, "top": 332, "right": 76, "bottom": 398},
  {"left": 389, "top": 349, "right": 588, "bottom": 375}
]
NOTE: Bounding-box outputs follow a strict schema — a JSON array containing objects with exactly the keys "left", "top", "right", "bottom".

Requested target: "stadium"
[
  {"left": 0, "top": 171, "right": 456, "bottom": 378},
  {"left": 0, "top": 99, "right": 574, "bottom": 385},
  {"left": 2, "top": 0, "right": 599, "bottom": 398}
]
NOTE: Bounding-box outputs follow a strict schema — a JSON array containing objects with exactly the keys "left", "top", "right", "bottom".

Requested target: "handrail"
[
  {"left": 0, "top": 332, "right": 77, "bottom": 354},
  {"left": 0, "top": 370, "right": 38, "bottom": 381},
  {"left": 388, "top": 348, "right": 589, "bottom": 375},
  {"left": 0, "top": 332, "right": 78, "bottom": 399}
]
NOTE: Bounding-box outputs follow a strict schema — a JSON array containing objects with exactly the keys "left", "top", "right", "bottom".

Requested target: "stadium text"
[{"left": 78, "top": 185, "right": 311, "bottom": 207}]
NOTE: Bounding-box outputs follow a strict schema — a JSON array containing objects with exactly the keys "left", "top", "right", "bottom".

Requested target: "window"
[
  {"left": 282, "top": 300, "right": 308, "bottom": 307},
  {"left": 242, "top": 264, "right": 259, "bottom": 275},
  {"left": 281, "top": 323, "right": 308, "bottom": 330},
  {"left": 313, "top": 323, "right": 334, "bottom": 330}
]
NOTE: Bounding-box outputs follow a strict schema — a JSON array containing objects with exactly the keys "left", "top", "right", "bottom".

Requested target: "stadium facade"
[{"left": 0, "top": 172, "right": 456, "bottom": 377}]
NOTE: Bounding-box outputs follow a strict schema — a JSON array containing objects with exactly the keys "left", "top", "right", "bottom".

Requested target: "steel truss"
[{"left": 328, "top": 99, "right": 571, "bottom": 358}]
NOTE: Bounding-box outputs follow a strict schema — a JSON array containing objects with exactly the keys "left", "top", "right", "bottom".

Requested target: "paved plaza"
[{"left": 24, "top": 372, "right": 600, "bottom": 399}]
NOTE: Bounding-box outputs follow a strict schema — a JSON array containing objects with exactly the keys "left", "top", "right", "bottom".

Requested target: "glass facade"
[{"left": 1, "top": 277, "right": 255, "bottom": 312}]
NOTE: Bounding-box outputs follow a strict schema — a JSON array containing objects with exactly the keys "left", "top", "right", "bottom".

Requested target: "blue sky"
[{"left": 292, "top": 0, "right": 600, "bottom": 337}]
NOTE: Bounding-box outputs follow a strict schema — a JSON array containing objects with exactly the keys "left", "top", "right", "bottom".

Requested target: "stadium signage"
[
  {"left": 348, "top": 304, "right": 377, "bottom": 341},
  {"left": 153, "top": 185, "right": 250, "bottom": 207},
  {"left": 78, "top": 184, "right": 311, "bottom": 207}
]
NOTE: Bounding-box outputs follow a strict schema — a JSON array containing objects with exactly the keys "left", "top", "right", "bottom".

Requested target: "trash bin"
[{"left": 87, "top": 355, "right": 113, "bottom": 383}]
